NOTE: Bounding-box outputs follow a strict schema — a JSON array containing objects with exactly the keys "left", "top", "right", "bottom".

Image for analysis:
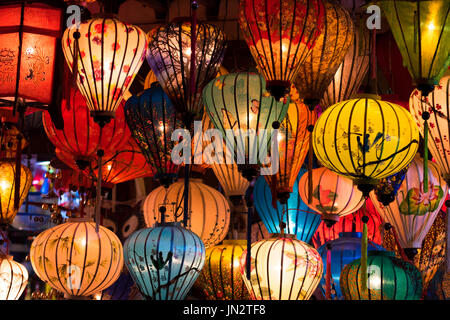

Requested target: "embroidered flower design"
[{"left": 399, "top": 182, "right": 444, "bottom": 216}]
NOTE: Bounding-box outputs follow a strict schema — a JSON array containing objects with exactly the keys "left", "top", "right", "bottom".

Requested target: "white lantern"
[{"left": 0, "top": 255, "right": 28, "bottom": 300}]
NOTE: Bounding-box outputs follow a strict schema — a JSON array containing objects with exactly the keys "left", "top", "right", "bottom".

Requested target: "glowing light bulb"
[
  {"left": 184, "top": 47, "right": 191, "bottom": 56},
  {"left": 0, "top": 180, "right": 9, "bottom": 190},
  {"left": 26, "top": 47, "right": 35, "bottom": 55},
  {"left": 107, "top": 164, "right": 112, "bottom": 171},
  {"left": 159, "top": 124, "right": 165, "bottom": 132},
  {"left": 427, "top": 22, "right": 436, "bottom": 31}
]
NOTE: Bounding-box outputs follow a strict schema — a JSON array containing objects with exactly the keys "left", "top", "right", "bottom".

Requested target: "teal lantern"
[
  {"left": 253, "top": 168, "right": 321, "bottom": 243},
  {"left": 123, "top": 222, "right": 205, "bottom": 300},
  {"left": 340, "top": 250, "right": 423, "bottom": 300}
]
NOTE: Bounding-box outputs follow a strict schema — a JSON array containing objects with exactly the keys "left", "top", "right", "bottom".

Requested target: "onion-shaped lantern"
[
  {"left": 146, "top": 19, "right": 226, "bottom": 119},
  {"left": 294, "top": 0, "right": 354, "bottom": 110},
  {"left": 30, "top": 218, "right": 123, "bottom": 298},
  {"left": 238, "top": 0, "right": 325, "bottom": 100},
  {"left": 312, "top": 96, "right": 419, "bottom": 195},
  {"left": 124, "top": 222, "right": 205, "bottom": 300},
  {"left": 62, "top": 18, "right": 147, "bottom": 126},
  {"left": 195, "top": 240, "right": 250, "bottom": 300},
  {"left": 0, "top": 255, "right": 28, "bottom": 300},
  {"left": 370, "top": 156, "right": 447, "bottom": 259},
  {"left": 340, "top": 251, "right": 423, "bottom": 300},
  {"left": 124, "top": 84, "right": 183, "bottom": 186},
  {"left": 239, "top": 233, "right": 323, "bottom": 300},
  {"left": 298, "top": 167, "right": 364, "bottom": 227},
  {"left": 321, "top": 28, "right": 370, "bottom": 109},
  {"left": 254, "top": 169, "right": 321, "bottom": 243},
  {"left": 143, "top": 179, "right": 230, "bottom": 248},
  {"left": 377, "top": 0, "right": 450, "bottom": 96},
  {"left": 203, "top": 72, "right": 290, "bottom": 180},
  {"left": 317, "top": 232, "right": 383, "bottom": 300}
]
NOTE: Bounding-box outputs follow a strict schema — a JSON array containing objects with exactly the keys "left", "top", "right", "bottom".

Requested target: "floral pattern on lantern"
[{"left": 0, "top": 255, "right": 28, "bottom": 300}]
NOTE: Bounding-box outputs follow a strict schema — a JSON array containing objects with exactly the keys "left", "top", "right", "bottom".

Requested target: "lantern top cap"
[
  {"left": 338, "top": 232, "right": 362, "bottom": 238},
  {"left": 368, "top": 250, "right": 396, "bottom": 258},
  {"left": 270, "top": 233, "right": 296, "bottom": 240},
  {"left": 67, "top": 217, "right": 94, "bottom": 223},
  {"left": 0, "top": 254, "right": 13, "bottom": 261},
  {"left": 154, "top": 221, "right": 182, "bottom": 228},
  {"left": 350, "top": 93, "right": 382, "bottom": 100},
  {"left": 222, "top": 240, "right": 247, "bottom": 245}
]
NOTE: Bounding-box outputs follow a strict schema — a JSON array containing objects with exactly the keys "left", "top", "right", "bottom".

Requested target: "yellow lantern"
[
  {"left": 240, "top": 233, "right": 323, "bottom": 300},
  {"left": 143, "top": 179, "right": 231, "bottom": 248},
  {"left": 30, "top": 218, "right": 123, "bottom": 299},
  {"left": 0, "top": 255, "right": 28, "bottom": 300},
  {"left": 196, "top": 240, "right": 250, "bottom": 300}
]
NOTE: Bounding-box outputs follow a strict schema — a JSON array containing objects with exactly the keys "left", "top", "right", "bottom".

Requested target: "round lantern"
[
  {"left": 143, "top": 179, "right": 230, "bottom": 248},
  {"left": 312, "top": 96, "right": 419, "bottom": 194},
  {"left": 340, "top": 250, "right": 423, "bottom": 300},
  {"left": 30, "top": 218, "right": 123, "bottom": 298},
  {"left": 0, "top": 255, "right": 28, "bottom": 300},
  {"left": 370, "top": 156, "right": 447, "bottom": 258},
  {"left": 294, "top": 0, "right": 354, "bottom": 109},
  {"left": 124, "top": 84, "right": 183, "bottom": 186},
  {"left": 62, "top": 17, "right": 147, "bottom": 126},
  {"left": 317, "top": 232, "right": 383, "bottom": 300},
  {"left": 238, "top": 0, "right": 325, "bottom": 100},
  {"left": 196, "top": 240, "right": 250, "bottom": 300},
  {"left": 239, "top": 233, "right": 323, "bottom": 300},
  {"left": 146, "top": 19, "right": 226, "bottom": 119},
  {"left": 298, "top": 167, "right": 364, "bottom": 226},
  {"left": 124, "top": 222, "right": 205, "bottom": 300},
  {"left": 254, "top": 169, "right": 321, "bottom": 243}
]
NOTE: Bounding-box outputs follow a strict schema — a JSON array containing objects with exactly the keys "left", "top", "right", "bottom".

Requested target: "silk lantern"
[
  {"left": 30, "top": 218, "right": 123, "bottom": 298},
  {"left": 62, "top": 17, "right": 147, "bottom": 126},
  {"left": 239, "top": 233, "right": 323, "bottom": 300},
  {"left": 143, "top": 179, "right": 230, "bottom": 248},
  {"left": 124, "top": 222, "right": 205, "bottom": 300},
  {"left": 0, "top": 255, "right": 28, "bottom": 300},
  {"left": 254, "top": 169, "right": 321, "bottom": 243},
  {"left": 373, "top": 163, "right": 410, "bottom": 206},
  {"left": 238, "top": 0, "right": 325, "bottom": 100},
  {"left": 298, "top": 167, "right": 364, "bottom": 226}
]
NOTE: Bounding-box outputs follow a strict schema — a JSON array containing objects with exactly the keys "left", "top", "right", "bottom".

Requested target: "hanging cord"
[
  {"left": 421, "top": 109, "right": 430, "bottom": 193},
  {"left": 361, "top": 199, "right": 369, "bottom": 292},
  {"left": 325, "top": 242, "right": 332, "bottom": 299},
  {"left": 95, "top": 149, "right": 104, "bottom": 232}
]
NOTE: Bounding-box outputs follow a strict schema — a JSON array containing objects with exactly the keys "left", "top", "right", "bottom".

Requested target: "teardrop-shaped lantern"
[
  {"left": 146, "top": 19, "right": 226, "bottom": 119},
  {"left": 0, "top": 255, "right": 28, "bottom": 300},
  {"left": 124, "top": 222, "right": 205, "bottom": 300},
  {"left": 254, "top": 169, "right": 321, "bottom": 243},
  {"left": 240, "top": 233, "right": 323, "bottom": 300},
  {"left": 238, "top": 0, "right": 325, "bottom": 100},
  {"left": 62, "top": 18, "right": 147, "bottom": 125}
]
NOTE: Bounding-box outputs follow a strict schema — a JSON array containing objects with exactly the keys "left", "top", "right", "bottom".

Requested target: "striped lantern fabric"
[
  {"left": 240, "top": 234, "right": 323, "bottom": 300},
  {"left": 30, "top": 218, "right": 124, "bottom": 298},
  {"left": 143, "top": 179, "right": 230, "bottom": 248},
  {"left": 146, "top": 20, "right": 226, "bottom": 118},
  {"left": 0, "top": 255, "right": 28, "bottom": 300},
  {"left": 62, "top": 18, "right": 147, "bottom": 120},
  {"left": 123, "top": 222, "right": 205, "bottom": 300}
]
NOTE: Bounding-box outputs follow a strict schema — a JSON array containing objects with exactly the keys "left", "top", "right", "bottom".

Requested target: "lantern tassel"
[
  {"left": 95, "top": 149, "right": 104, "bottom": 233},
  {"left": 246, "top": 204, "right": 252, "bottom": 280},
  {"left": 71, "top": 30, "right": 81, "bottom": 88},
  {"left": 325, "top": 243, "right": 332, "bottom": 300},
  {"left": 183, "top": 164, "right": 190, "bottom": 228},
  {"left": 13, "top": 109, "right": 25, "bottom": 210},
  {"left": 361, "top": 200, "right": 368, "bottom": 293},
  {"left": 307, "top": 123, "right": 314, "bottom": 204},
  {"left": 422, "top": 113, "right": 429, "bottom": 193}
]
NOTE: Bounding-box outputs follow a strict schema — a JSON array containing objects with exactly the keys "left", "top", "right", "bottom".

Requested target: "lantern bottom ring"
[
  {"left": 266, "top": 80, "right": 290, "bottom": 101},
  {"left": 90, "top": 111, "right": 115, "bottom": 127}
]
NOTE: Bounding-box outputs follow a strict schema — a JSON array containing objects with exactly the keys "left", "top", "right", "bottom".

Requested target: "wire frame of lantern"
[
  {"left": 195, "top": 240, "right": 250, "bottom": 300},
  {"left": 294, "top": 0, "right": 354, "bottom": 109},
  {"left": 298, "top": 167, "right": 364, "bottom": 226},
  {"left": 62, "top": 17, "right": 147, "bottom": 125},
  {"left": 370, "top": 156, "right": 448, "bottom": 251},
  {"left": 29, "top": 218, "right": 123, "bottom": 298},
  {"left": 124, "top": 84, "right": 183, "bottom": 187},
  {"left": 312, "top": 96, "right": 420, "bottom": 193},
  {"left": 0, "top": 255, "right": 28, "bottom": 300},
  {"left": 253, "top": 169, "right": 321, "bottom": 243},
  {"left": 124, "top": 222, "right": 205, "bottom": 300},
  {"left": 377, "top": 0, "right": 450, "bottom": 96},
  {"left": 146, "top": 19, "right": 226, "bottom": 119},
  {"left": 410, "top": 73, "right": 450, "bottom": 184},
  {"left": 340, "top": 250, "right": 423, "bottom": 300},
  {"left": 238, "top": 0, "right": 325, "bottom": 100},
  {"left": 143, "top": 179, "right": 231, "bottom": 248},
  {"left": 321, "top": 26, "right": 370, "bottom": 109},
  {"left": 239, "top": 233, "right": 323, "bottom": 300}
]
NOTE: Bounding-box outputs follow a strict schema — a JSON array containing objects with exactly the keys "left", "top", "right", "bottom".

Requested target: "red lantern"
[{"left": 0, "top": 1, "right": 62, "bottom": 111}]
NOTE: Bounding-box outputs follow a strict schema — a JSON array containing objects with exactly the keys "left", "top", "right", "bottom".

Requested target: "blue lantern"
[
  {"left": 100, "top": 269, "right": 141, "bottom": 300},
  {"left": 253, "top": 168, "right": 321, "bottom": 243},
  {"left": 318, "top": 232, "right": 384, "bottom": 300},
  {"left": 124, "top": 222, "right": 205, "bottom": 300}
]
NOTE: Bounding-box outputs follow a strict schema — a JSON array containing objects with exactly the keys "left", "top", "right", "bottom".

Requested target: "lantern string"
[
  {"left": 325, "top": 242, "right": 332, "bottom": 300},
  {"left": 95, "top": 149, "right": 104, "bottom": 233},
  {"left": 361, "top": 198, "right": 368, "bottom": 293}
]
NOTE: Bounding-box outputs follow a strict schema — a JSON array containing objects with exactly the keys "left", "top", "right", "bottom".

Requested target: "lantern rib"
[{"left": 427, "top": 6, "right": 449, "bottom": 80}]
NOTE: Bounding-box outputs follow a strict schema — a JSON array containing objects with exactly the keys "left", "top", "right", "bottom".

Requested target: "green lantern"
[{"left": 340, "top": 251, "right": 423, "bottom": 300}]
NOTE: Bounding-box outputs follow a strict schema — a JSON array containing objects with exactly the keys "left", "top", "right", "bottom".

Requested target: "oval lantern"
[
  {"left": 30, "top": 218, "right": 123, "bottom": 298},
  {"left": 298, "top": 167, "right": 364, "bottom": 227},
  {"left": 340, "top": 250, "right": 423, "bottom": 300},
  {"left": 0, "top": 255, "right": 28, "bottom": 300},
  {"left": 238, "top": 0, "right": 325, "bottom": 100},
  {"left": 124, "top": 222, "right": 205, "bottom": 300},
  {"left": 195, "top": 240, "right": 250, "bottom": 300},
  {"left": 239, "top": 233, "right": 323, "bottom": 300},
  {"left": 62, "top": 17, "right": 147, "bottom": 126},
  {"left": 254, "top": 169, "right": 321, "bottom": 243},
  {"left": 143, "top": 179, "right": 230, "bottom": 248}
]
